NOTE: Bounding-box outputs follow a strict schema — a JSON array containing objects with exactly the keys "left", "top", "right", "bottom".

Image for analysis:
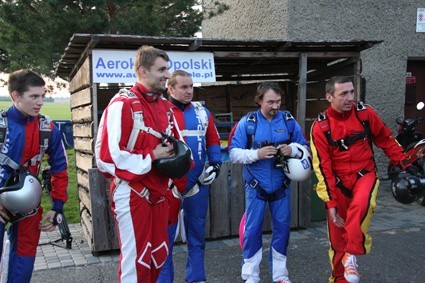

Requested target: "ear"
[
  {"left": 325, "top": 92, "right": 333, "bottom": 103},
  {"left": 11, "top": 90, "right": 20, "bottom": 102},
  {"left": 139, "top": 66, "right": 148, "bottom": 78}
]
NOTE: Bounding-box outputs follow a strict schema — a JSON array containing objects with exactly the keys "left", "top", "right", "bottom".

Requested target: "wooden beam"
[
  {"left": 213, "top": 51, "right": 360, "bottom": 59},
  {"left": 297, "top": 53, "right": 307, "bottom": 133},
  {"left": 216, "top": 74, "right": 296, "bottom": 82},
  {"left": 354, "top": 58, "right": 362, "bottom": 100},
  {"left": 188, "top": 38, "right": 202, "bottom": 51},
  {"left": 92, "top": 82, "right": 100, "bottom": 143},
  {"left": 216, "top": 63, "right": 299, "bottom": 75},
  {"left": 307, "top": 58, "right": 357, "bottom": 81}
]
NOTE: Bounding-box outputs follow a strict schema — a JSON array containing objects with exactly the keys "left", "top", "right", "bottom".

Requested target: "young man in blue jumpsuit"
[
  {"left": 157, "top": 70, "right": 222, "bottom": 283},
  {"left": 0, "top": 70, "right": 68, "bottom": 282},
  {"left": 229, "top": 82, "right": 307, "bottom": 283}
]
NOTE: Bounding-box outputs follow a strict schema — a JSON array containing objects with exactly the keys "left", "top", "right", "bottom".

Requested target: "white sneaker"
[{"left": 342, "top": 253, "right": 360, "bottom": 283}]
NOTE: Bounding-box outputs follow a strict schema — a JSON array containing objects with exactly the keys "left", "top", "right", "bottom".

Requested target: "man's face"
[
  {"left": 168, "top": 75, "right": 193, "bottom": 104},
  {"left": 326, "top": 82, "right": 355, "bottom": 113},
  {"left": 13, "top": 86, "right": 45, "bottom": 117},
  {"left": 258, "top": 89, "right": 281, "bottom": 120},
  {"left": 143, "top": 57, "right": 170, "bottom": 92}
]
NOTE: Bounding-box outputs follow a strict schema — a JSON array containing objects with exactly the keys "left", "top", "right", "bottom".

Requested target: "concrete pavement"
[{"left": 31, "top": 180, "right": 425, "bottom": 282}]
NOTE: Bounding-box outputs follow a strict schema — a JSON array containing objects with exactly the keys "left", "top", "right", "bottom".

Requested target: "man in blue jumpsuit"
[
  {"left": 229, "top": 82, "right": 307, "bottom": 283},
  {"left": 0, "top": 70, "right": 68, "bottom": 282},
  {"left": 157, "top": 70, "right": 222, "bottom": 283}
]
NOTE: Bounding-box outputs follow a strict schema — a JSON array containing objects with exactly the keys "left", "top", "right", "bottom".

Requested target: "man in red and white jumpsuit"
[
  {"left": 310, "top": 76, "right": 410, "bottom": 283},
  {"left": 96, "top": 46, "right": 186, "bottom": 283}
]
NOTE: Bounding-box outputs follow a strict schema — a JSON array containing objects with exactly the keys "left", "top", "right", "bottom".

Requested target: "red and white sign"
[{"left": 406, "top": 76, "right": 416, "bottom": 84}]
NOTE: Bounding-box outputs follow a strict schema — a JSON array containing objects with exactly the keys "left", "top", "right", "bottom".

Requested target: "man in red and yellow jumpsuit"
[{"left": 310, "top": 76, "right": 409, "bottom": 283}]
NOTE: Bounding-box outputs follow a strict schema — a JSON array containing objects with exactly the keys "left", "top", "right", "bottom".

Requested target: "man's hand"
[
  {"left": 202, "top": 164, "right": 221, "bottom": 185},
  {"left": 328, "top": 207, "right": 344, "bottom": 228},
  {"left": 152, "top": 143, "right": 174, "bottom": 160},
  {"left": 39, "top": 210, "right": 59, "bottom": 232},
  {"left": 276, "top": 144, "right": 292, "bottom": 157},
  {"left": 0, "top": 204, "right": 10, "bottom": 224},
  {"left": 257, "top": 146, "right": 278, "bottom": 160}
]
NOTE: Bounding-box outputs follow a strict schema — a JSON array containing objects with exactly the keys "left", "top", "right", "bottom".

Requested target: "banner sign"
[{"left": 92, "top": 49, "right": 216, "bottom": 83}]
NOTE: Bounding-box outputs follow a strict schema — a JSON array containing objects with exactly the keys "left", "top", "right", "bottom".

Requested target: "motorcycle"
[{"left": 388, "top": 101, "right": 425, "bottom": 205}]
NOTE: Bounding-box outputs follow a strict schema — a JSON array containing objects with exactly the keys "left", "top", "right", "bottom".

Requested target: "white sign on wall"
[
  {"left": 92, "top": 49, "right": 216, "bottom": 83},
  {"left": 417, "top": 8, "right": 425, "bottom": 32}
]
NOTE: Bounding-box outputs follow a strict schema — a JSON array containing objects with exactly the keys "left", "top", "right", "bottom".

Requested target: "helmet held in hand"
[
  {"left": 281, "top": 143, "right": 312, "bottom": 182},
  {"left": 154, "top": 137, "right": 191, "bottom": 179},
  {"left": 0, "top": 169, "right": 42, "bottom": 214}
]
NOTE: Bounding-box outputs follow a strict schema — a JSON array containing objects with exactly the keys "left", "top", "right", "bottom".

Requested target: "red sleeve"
[
  {"left": 205, "top": 114, "right": 221, "bottom": 147},
  {"left": 50, "top": 170, "right": 69, "bottom": 206},
  {"left": 367, "top": 107, "right": 408, "bottom": 166},
  {"left": 310, "top": 121, "right": 338, "bottom": 208}
]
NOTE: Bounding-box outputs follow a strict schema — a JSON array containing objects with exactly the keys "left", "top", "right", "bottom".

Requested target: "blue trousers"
[
  {"left": 0, "top": 209, "right": 42, "bottom": 283},
  {"left": 157, "top": 185, "right": 209, "bottom": 283},
  {"left": 241, "top": 184, "right": 291, "bottom": 282}
]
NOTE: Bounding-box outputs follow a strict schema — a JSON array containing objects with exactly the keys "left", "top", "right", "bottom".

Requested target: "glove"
[{"left": 201, "top": 164, "right": 221, "bottom": 185}]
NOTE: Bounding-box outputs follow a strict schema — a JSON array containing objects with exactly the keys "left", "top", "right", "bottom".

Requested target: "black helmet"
[
  {"left": 0, "top": 169, "right": 42, "bottom": 213},
  {"left": 391, "top": 172, "right": 421, "bottom": 204},
  {"left": 154, "top": 138, "right": 191, "bottom": 179}
]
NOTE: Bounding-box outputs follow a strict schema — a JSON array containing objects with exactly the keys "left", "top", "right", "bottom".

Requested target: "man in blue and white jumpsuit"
[
  {"left": 229, "top": 82, "right": 307, "bottom": 283},
  {"left": 158, "top": 70, "right": 222, "bottom": 283}
]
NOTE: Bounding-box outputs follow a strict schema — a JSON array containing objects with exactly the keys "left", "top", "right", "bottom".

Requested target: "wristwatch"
[{"left": 52, "top": 211, "right": 63, "bottom": 225}]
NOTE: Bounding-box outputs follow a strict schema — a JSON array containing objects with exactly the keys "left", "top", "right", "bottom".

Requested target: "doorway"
[{"left": 405, "top": 60, "right": 425, "bottom": 134}]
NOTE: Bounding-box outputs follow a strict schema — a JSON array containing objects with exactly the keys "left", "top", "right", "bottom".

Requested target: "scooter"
[{"left": 389, "top": 101, "right": 425, "bottom": 206}]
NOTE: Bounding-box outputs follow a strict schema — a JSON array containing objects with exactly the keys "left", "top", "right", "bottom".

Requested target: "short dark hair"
[
  {"left": 8, "top": 69, "right": 45, "bottom": 98},
  {"left": 326, "top": 76, "right": 353, "bottom": 95},
  {"left": 133, "top": 45, "right": 170, "bottom": 79},
  {"left": 168, "top": 70, "right": 191, "bottom": 87},
  {"left": 254, "top": 82, "right": 284, "bottom": 104}
]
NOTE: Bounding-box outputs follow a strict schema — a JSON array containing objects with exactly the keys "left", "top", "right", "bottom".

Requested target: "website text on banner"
[{"left": 92, "top": 49, "right": 216, "bottom": 84}]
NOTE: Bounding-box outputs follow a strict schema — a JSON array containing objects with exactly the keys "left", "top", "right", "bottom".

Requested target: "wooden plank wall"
[{"left": 70, "top": 58, "right": 119, "bottom": 253}]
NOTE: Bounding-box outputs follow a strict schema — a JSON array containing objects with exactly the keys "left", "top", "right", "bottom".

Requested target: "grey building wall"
[{"left": 202, "top": 0, "right": 425, "bottom": 175}]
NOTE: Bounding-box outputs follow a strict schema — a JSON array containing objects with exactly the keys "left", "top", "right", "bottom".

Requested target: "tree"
[{"left": 0, "top": 0, "right": 229, "bottom": 76}]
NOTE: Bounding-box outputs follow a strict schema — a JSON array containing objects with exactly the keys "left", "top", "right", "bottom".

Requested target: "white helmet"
[
  {"left": 0, "top": 169, "right": 42, "bottom": 214},
  {"left": 282, "top": 143, "right": 312, "bottom": 182}
]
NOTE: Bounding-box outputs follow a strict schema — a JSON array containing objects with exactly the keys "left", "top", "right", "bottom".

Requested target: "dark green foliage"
[{"left": 0, "top": 0, "right": 229, "bottom": 76}]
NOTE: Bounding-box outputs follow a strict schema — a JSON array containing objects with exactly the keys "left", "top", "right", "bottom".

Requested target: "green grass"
[
  {"left": 0, "top": 101, "right": 71, "bottom": 120},
  {"left": 1, "top": 101, "right": 80, "bottom": 223}
]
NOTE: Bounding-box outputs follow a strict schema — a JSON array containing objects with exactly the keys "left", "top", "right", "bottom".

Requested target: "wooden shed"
[{"left": 55, "top": 33, "right": 380, "bottom": 254}]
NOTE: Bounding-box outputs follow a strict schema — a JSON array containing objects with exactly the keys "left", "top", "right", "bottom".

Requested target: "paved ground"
[{"left": 31, "top": 180, "right": 425, "bottom": 282}]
